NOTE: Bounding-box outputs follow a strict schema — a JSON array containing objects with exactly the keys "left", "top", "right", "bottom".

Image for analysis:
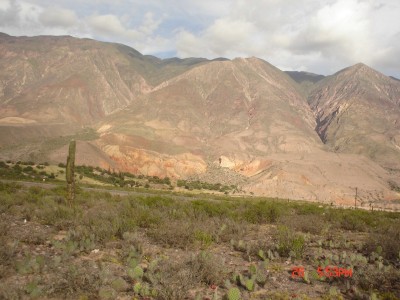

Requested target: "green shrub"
[
  {"left": 243, "top": 201, "right": 281, "bottom": 224},
  {"left": 280, "top": 214, "right": 325, "bottom": 235},
  {"left": 132, "top": 207, "right": 162, "bottom": 228},
  {"left": 364, "top": 225, "right": 400, "bottom": 262},
  {"left": 12, "top": 164, "right": 22, "bottom": 172},
  {"left": 148, "top": 220, "right": 195, "bottom": 249},
  {"left": 136, "top": 196, "right": 175, "bottom": 208},
  {"left": 57, "top": 263, "right": 101, "bottom": 297},
  {"left": 194, "top": 230, "right": 213, "bottom": 248},
  {"left": 189, "top": 251, "right": 226, "bottom": 285},
  {"left": 25, "top": 280, "right": 42, "bottom": 298},
  {"left": 0, "top": 182, "right": 21, "bottom": 193},
  {"left": 340, "top": 213, "right": 367, "bottom": 231},
  {"left": 149, "top": 253, "right": 225, "bottom": 300},
  {"left": 0, "top": 221, "right": 16, "bottom": 270},
  {"left": 276, "top": 225, "right": 306, "bottom": 259},
  {"left": 191, "top": 200, "right": 232, "bottom": 218},
  {"left": 39, "top": 204, "right": 76, "bottom": 229}
]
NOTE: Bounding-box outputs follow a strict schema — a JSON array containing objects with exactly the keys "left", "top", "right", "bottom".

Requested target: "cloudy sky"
[{"left": 1, "top": 0, "right": 399, "bottom": 77}]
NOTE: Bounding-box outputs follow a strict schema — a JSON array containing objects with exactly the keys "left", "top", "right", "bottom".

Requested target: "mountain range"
[{"left": 0, "top": 32, "right": 399, "bottom": 208}]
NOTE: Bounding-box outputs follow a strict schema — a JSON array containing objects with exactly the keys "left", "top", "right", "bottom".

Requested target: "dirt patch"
[{"left": 0, "top": 117, "right": 37, "bottom": 125}]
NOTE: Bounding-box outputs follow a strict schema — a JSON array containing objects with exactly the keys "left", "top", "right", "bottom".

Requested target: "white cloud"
[
  {"left": 39, "top": 7, "right": 78, "bottom": 28},
  {"left": 0, "top": 0, "right": 43, "bottom": 28},
  {"left": 0, "top": 0, "right": 20, "bottom": 26},
  {"left": 174, "top": 0, "right": 400, "bottom": 76},
  {"left": 205, "top": 19, "right": 257, "bottom": 50},
  {"left": 85, "top": 12, "right": 171, "bottom": 54},
  {"left": 291, "top": 0, "right": 372, "bottom": 61},
  {"left": 139, "top": 12, "right": 162, "bottom": 35},
  {"left": 176, "top": 29, "right": 208, "bottom": 57},
  {"left": 0, "top": 0, "right": 399, "bottom": 77},
  {"left": 176, "top": 18, "right": 262, "bottom": 58},
  {"left": 87, "top": 14, "right": 142, "bottom": 39}
]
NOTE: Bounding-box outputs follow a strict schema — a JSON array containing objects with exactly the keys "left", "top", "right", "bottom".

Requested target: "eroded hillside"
[{"left": 1, "top": 34, "right": 399, "bottom": 207}]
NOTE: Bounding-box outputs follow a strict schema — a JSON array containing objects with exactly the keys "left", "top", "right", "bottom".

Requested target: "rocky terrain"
[
  {"left": 309, "top": 63, "right": 400, "bottom": 171},
  {"left": 0, "top": 33, "right": 399, "bottom": 207}
]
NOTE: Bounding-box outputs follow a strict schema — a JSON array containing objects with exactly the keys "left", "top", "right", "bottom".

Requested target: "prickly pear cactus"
[
  {"left": 237, "top": 240, "right": 246, "bottom": 251},
  {"left": 225, "top": 287, "right": 241, "bottom": 300},
  {"left": 258, "top": 249, "right": 266, "bottom": 260},
  {"left": 238, "top": 274, "right": 246, "bottom": 287},
  {"left": 128, "top": 266, "right": 144, "bottom": 280},
  {"left": 245, "top": 278, "right": 255, "bottom": 291},
  {"left": 256, "top": 271, "right": 267, "bottom": 286},
  {"left": 133, "top": 282, "right": 142, "bottom": 294},
  {"left": 249, "top": 264, "right": 257, "bottom": 275}
]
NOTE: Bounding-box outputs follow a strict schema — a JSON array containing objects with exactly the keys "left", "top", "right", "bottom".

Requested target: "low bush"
[
  {"left": 148, "top": 220, "right": 195, "bottom": 249},
  {"left": 364, "top": 225, "right": 400, "bottom": 262},
  {"left": 243, "top": 201, "right": 281, "bottom": 224},
  {"left": 1, "top": 182, "right": 400, "bottom": 299},
  {"left": 50, "top": 262, "right": 102, "bottom": 298},
  {"left": 188, "top": 251, "right": 226, "bottom": 285},
  {"left": 40, "top": 205, "right": 76, "bottom": 229},
  {"left": 279, "top": 214, "right": 325, "bottom": 235},
  {"left": 0, "top": 182, "right": 21, "bottom": 193},
  {"left": 149, "top": 252, "right": 225, "bottom": 300},
  {"left": 0, "top": 221, "right": 16, "bottom": 273},
  {"left": 340, "top": 213, "right": 367, "bottom": 231},
  {"left": 191, "top": 200, "right": 233, "bottom": 218},
  {"left": 276, "top": 225, "right": 306, "bottom": 259}
]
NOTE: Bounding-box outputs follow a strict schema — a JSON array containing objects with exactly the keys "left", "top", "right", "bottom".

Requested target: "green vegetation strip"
[{"left": 0, "top": 179, "right": 399, "bottom": 299}]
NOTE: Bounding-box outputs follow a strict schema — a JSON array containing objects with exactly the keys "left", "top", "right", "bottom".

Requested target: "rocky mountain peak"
[
  {"left": 334, "top": 62, "right": 388, "bottom": 82},
  {"left": 308, "top": 61, "right": 400, "bottom": 172},
  {"left": 0, "top": 33, "right": 399, "bottom": 206}
]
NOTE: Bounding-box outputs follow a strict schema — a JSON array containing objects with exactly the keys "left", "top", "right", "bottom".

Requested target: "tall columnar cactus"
[{"left": 66, "top": 140, "right": 76, "bottom": 205}]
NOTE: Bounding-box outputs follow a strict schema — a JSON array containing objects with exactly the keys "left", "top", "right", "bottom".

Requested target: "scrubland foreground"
[{"left": 0, "top": 182, "right": 399, "bottom": 300}]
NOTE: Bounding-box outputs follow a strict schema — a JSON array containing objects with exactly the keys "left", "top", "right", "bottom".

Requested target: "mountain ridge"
[
  {"left": 0, "top": 33, "right": 399, "bottom": 207},
  {"left": 308, "top": 61, "right": 400, "bottom": 171}
]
